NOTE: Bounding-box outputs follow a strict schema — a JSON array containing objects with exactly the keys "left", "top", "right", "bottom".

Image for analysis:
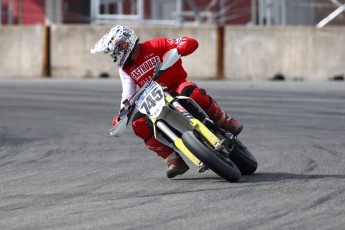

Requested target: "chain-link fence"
[
  {"left": 257, "top": 0, "right": 345, "bottom": 27},
  {"left": 1, "top": 0, "right": 345, "bottom": 27}
]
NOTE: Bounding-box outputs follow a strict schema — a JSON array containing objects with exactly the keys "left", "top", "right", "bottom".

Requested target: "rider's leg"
[
  {"left": 172, "top": 81, "right": 243, "bottom": 135},
  {"left": 132, "top": 112, "right": 189, "bottom": 178}
]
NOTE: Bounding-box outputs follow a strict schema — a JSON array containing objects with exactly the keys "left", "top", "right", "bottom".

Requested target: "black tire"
[
  {"left": 229, "top": 146, "right": 257, "bottom": 175},
  {"left": 182, "top": 131, "right": 241, "bottom": 182}
]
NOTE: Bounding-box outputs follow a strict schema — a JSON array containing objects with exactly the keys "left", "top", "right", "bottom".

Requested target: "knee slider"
[
  {"left": 189, "top": 87, "right": 212, "bottom": 109},
  {"left": 175, "top": 82, "right": 197, "bottom": 96}
]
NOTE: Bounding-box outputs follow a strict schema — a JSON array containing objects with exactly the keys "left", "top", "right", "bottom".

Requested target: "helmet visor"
[{"left": 109, "top": 34, "right": 130, "bottom": 59}]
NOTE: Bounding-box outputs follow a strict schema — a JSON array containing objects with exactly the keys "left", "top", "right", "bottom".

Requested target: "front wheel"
[
  {"left": 182, "top": 131, "right": 241, "bottom": 182},
  {"left": 230, "top": 146, "right": 257, "bottom": 175}
]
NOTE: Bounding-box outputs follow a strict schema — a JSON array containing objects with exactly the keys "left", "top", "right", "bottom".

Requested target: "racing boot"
[
  {"left": 204, "top": 98, "right": 243, "bottom": 136},
  {"left": 165, "top": 152, "right": 189, "bottom": 178}
]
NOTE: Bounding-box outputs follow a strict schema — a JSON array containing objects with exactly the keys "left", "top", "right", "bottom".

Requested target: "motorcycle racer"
[{"left": 91, "top": 25, "right": 243, "bottom": 179}]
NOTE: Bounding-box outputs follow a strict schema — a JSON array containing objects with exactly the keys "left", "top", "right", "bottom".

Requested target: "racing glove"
[
  {"left": 112, "top": 105, "right": 128, "bottom": 127},
  {"left": 176, "top": 37, "right": 198, "bottom": 56},
  {"left": 112, "top": 115, "right": 120, "bottom": 127}
]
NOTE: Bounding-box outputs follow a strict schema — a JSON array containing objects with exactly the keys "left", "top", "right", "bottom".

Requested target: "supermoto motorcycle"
[{"left": 110, "top": 48, "right": 257, "bottom": 182}]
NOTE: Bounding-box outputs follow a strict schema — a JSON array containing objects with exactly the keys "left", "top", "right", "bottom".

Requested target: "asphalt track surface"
[{"left": 0, "top": 79, "right": 344, "bottom": 230}]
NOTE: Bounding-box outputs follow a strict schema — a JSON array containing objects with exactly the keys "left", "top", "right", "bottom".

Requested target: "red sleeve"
[{"left": 165, "top": 37, "right": 199, "bottom": 56}]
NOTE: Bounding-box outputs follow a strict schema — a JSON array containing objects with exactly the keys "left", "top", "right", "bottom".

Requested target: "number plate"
[{"left": 136, "top": 82, "right": 165, "bottom": 117}]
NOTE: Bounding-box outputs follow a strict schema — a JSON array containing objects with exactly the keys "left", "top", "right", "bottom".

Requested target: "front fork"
[
  {"left": 150, "top": 91, "right": 228, "bottom": 168},
  {"left": 155, "top": 120, "right": 202, "bottom": 166},
  {"left": 169, "top": 98, "right": 224, "bottom": 151},
  {"left": 164, "top": 91, "right": 229, "bottom": 157}
]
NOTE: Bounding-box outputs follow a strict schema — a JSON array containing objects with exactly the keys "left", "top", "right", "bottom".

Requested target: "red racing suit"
[{"left": 119, "top": 37, "right": 218, "bottom": 159}]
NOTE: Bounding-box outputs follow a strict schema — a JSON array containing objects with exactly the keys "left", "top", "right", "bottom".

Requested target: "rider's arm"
[
  {"left": 165, "top": 37, "right": 199, "bottom": 56},
  {"left": 119, "top": 68, "right": 136, "bottom": 109}
]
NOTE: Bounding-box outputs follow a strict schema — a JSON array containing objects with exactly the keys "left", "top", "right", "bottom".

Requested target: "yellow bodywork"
[
  {"left": 174, "top": 138, "right": 201, "bottom": 166},
  {"left": 189, "top": 118, "right": 221, "bottom": 148},
  {"left": 174, "top": 118, "right": 221, "bottom": 166},
  {"left": 149, "top": 95, "right": 222, "bottom": 166}
]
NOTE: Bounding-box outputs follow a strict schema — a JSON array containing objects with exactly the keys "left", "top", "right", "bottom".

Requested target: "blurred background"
[
  {"left": 0, "top": 0, "right": 344, "bottom": 80},
  {"left": 2, "top": 0, "right": 345, "bottom": 26}
]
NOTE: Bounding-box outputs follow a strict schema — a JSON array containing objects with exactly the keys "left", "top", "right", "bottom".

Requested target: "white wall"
[
  {"left": 0, "top": 25, "right": 44, "bottom": 78},
  {"left": 0, "top": 25, "right": 344, "bottom": 81},
  {"left": 224, "top": 26, "right": 345, "bottom": 81},
  {"left": 50, "top": 24, "right": 219, "bottom": 79}
]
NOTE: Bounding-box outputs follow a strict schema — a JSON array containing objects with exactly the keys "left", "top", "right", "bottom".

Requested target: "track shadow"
[
  {"left": 240, "top": 172, "right": 345, "bottom": 183},
  {"left": 173, "top": 172, "right": 345, "bottom": 183},
  {"left": 174, "top": 176, "right": 224, "bottom": 181}
]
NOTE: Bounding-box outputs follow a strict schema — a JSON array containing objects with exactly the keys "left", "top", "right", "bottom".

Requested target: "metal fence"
[
  {"left": 1, "top": 0, "right": 345, "bottom": 28},
  {"left": 258, "top": 0, "right": 345, "bottom": 28}
]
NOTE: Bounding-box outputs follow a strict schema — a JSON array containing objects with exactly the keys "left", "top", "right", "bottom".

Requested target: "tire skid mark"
[
  {"left": 301, "top": 188, "right": 345, "bottom": 211},
  {"left": 304, "top": 159, "right": 317, "bottom": 172},
  {"left": 313, "top": 144, "right": 343, "bottom": 159}
]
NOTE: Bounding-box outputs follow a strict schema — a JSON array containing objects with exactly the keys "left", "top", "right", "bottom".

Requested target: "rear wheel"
[{"left": 182, "top": 131, "right": 241, "bottom": 182}]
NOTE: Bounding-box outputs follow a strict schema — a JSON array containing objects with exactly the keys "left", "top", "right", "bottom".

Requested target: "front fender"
[
  {"left": 174, "top": 96, "right": 209, "bottom": 121},
  {"left": 155, "top": 106, "right": 194, "bottom": 134}
]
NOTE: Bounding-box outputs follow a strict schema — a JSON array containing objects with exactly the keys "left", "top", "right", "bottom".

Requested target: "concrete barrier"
[
  {"left": 50, "top": 24, "right": 220, "bottom": 79},
  {"left": 50, "top": 25, "right": 113, "bottom": 78},
  {"left": 224, "top": 26, "right": 345, "bottom": 81},
  {"left": 1, "top": 25, "right": 344, "bottom": 81},
  {"left": 0, "top": 25, "right": 45, "bottom": 78}
]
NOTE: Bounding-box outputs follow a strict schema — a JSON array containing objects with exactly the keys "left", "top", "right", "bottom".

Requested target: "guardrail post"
[
  {"left": 42, "top": 26, "right": 51, "bottom": 77},
  {"left": 217, "top": 25, "right": 224, "bottom": 79}
]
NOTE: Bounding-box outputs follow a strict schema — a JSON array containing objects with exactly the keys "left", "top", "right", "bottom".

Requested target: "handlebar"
[{"left": 120, "top": 48, "right": 181, "bottom": 116}]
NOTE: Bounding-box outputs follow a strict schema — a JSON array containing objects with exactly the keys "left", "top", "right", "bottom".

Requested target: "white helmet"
[{"left": 91, "top": 25, "right": 139, "bottom": 67}]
